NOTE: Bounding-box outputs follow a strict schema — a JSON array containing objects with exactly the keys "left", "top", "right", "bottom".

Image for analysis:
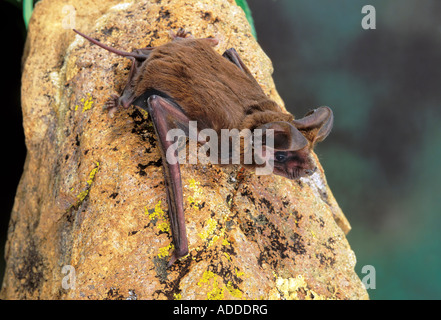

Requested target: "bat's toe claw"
[
  {"left": 170, "top": 28, "right": 193, "bottom": 40},
  {"left": 104, "top": 94, "right": 119, "bottom": 108}
]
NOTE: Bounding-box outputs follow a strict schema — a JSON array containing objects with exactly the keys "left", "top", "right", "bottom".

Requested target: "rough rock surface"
[{"left": 1, "top": 0, "right": 367, "bottom": 299}]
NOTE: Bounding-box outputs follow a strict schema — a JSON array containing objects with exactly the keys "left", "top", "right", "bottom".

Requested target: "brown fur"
[{"left": 133, "top": 38, "right": 284, "bottom": 132}]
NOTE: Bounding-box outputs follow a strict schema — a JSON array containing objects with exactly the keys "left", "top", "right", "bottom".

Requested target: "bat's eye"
[{"left": 275, "top": 152, "right": 287, "bottom": 162}]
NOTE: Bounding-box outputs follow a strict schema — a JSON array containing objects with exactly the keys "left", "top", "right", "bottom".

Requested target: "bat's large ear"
[
  {"left": 292, "top": 107, "right": 334, "bottom": 145},
  {"left": 257, "top": 121, "right": 308, "bottom": 151}
]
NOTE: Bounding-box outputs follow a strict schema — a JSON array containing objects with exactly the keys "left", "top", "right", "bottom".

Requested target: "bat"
[{"left": 73, "top": 28, "right": 334, "bottom": 267}]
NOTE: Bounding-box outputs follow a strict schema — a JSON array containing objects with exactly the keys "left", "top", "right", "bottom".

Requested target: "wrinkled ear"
[
  {"left": 292, "top": 107, "right": 334, "bottom": 144},
  {"left": 257, "top": 121, "right": 308, "bottom": 151}
]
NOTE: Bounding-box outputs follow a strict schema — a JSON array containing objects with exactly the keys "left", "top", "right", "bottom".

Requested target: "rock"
[{"left": 0, "top": 0, "right": 367, "bottom": 300}]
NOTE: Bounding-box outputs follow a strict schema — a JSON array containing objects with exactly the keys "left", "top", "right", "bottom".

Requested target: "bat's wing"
[
  {"left": 222, "top": 48, "right": 260, "bottom": 86},
  {"left": 136, "top": 94, "right": 192, "bottom": 267}
]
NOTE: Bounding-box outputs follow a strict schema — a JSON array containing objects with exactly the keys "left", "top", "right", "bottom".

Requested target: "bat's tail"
[{"left": 73, "top": 29, "right": 147, "bottom": 60}]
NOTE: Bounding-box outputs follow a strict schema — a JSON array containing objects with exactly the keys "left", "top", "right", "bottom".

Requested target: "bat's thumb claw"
[
  {"left": 167, "top": 248, "right": 189, "bottom": 268},
  {"left": 167, "top": 254, "right": 178, "bottom": 268}
]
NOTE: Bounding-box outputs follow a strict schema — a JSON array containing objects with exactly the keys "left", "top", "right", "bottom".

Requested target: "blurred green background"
[
  {"left": 1, "top": 0, "right": 440, "bottom": 300},
  {"left": 249, "top": 0, "right": 441, "bottom": 299}
]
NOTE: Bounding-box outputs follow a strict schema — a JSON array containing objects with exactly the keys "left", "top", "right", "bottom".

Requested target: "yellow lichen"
[
  {"left": 158, "top": 243, "right": 174, "bottom": 258},
  {"left": 76, "top": 162, "right": 100, "bottom": 201},
  {"left": 235, "top": 268, "right": 244, "bottom": 278},
  {"left": 157, "top": 222, "right": 170, "bottom": 233},
  {"left": 87, "top": 161, "right": 100, "bottom": 185},
  {"left": 68, "top": 161, "right": 100, "bottom": 211},
  {"left": 82, "top": 93, "right": 94, "bottom": 112},
  {"left": 223, "top": 252, "right": 231, "bottom": 261},
  {"left": 197, "top": 270, "right": 243, "bottom": 300},
  {"left": 146, "top": 200, "right": 171, "bottom": 233},
  {"left": 198, "top": 270, "right": 224, "bottom": 300},
  {"left": 76, "top": 189, "right": 89, "bottom": 201},
  {"left": 198, "top": 218, "right": 217, "bottom": 242},
  {"left": 273, "top": 275, "right": 329, "bottom": 300},
  {"left": 226, "top": 281, "right": 242, "bottom": 299},
  {"left": 188, "top": 178, "right": 202, "bottom": 208},
  {"left": 139, "top": 108, "right": 149, "bottom": 118},
  {"left": 148, "top": 200, "right": 164, "bottom": 220},
  {"left": 173, "top": 293, "right": 182, "bottom": 300}
]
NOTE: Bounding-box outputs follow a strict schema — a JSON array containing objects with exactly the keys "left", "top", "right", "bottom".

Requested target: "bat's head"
[{"left": 256, "top": 107, "right": 333, "bottom": 180}]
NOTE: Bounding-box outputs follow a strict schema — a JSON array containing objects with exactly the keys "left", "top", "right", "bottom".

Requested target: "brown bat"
[{"left": 73, "top": 28, "right": 333, "bottom": 267}]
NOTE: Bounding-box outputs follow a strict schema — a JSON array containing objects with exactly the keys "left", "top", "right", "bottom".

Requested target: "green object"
[
  {"left": 23, "top": 0, "right": 34, "bottom": 29},
  {"left": 235, "top": 0, "right": 257, "bottom": 39}
]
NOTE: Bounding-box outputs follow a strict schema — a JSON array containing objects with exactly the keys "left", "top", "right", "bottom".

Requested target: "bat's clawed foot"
[
  {"left": 103, "top": 94, "right": 120, "bottom": 118},
  {"left": 170, "top": 28, "right": 218, "bottom": 47},
  {"left": 170, "top": 28, "right": 193, "bottom": 40}
]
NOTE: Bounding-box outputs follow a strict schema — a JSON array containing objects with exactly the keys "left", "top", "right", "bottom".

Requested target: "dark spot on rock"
[
  {"left": 196, "top": 201, "right": 206, "bottom": 210},
  {"left": 225, "top": 219, "right": 234, "bottom": 231},
  {"left": 202, "top": 11, "right": 213, "bottom": 21},
  {"left": 240, "top": 186, "right": 255, "bottom": 205},
  {"left": 226, "top": 194, "right": 231, "bottom": 205},
  {"left": 109, "top": 192, "right": 119, "bottom": 199},
  {"left": 309, "top": 215, "right": 325, "bottom": 228},
  {"left": 259, "top": 198, "right": 275, "bottom": 214},
  {"left": 101, "top": 26, "right": 119, "bottom": 36},
  {"left": 105, "top": 287, "right": 125, "bottom": 300},
  {"left": 12, "top": 240, "right": 46, "bottom": 296},
  {"left": 316, "top": 252, "right": 335, "bottom": 267},
  {"left": 137, "top": 163, "right": 148, "bottom": 176},
  {"left": 137, "top": 159, "right": 162, "bottom": 176},
  {"left": 161, "top": 9, "right": 171, "bottom": 19},
  {"left": 319, "top": 189, "right": 330, "bottom": 206},
  {"left": 290, "top": 232, "right": 306, "bottom": 255}
]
